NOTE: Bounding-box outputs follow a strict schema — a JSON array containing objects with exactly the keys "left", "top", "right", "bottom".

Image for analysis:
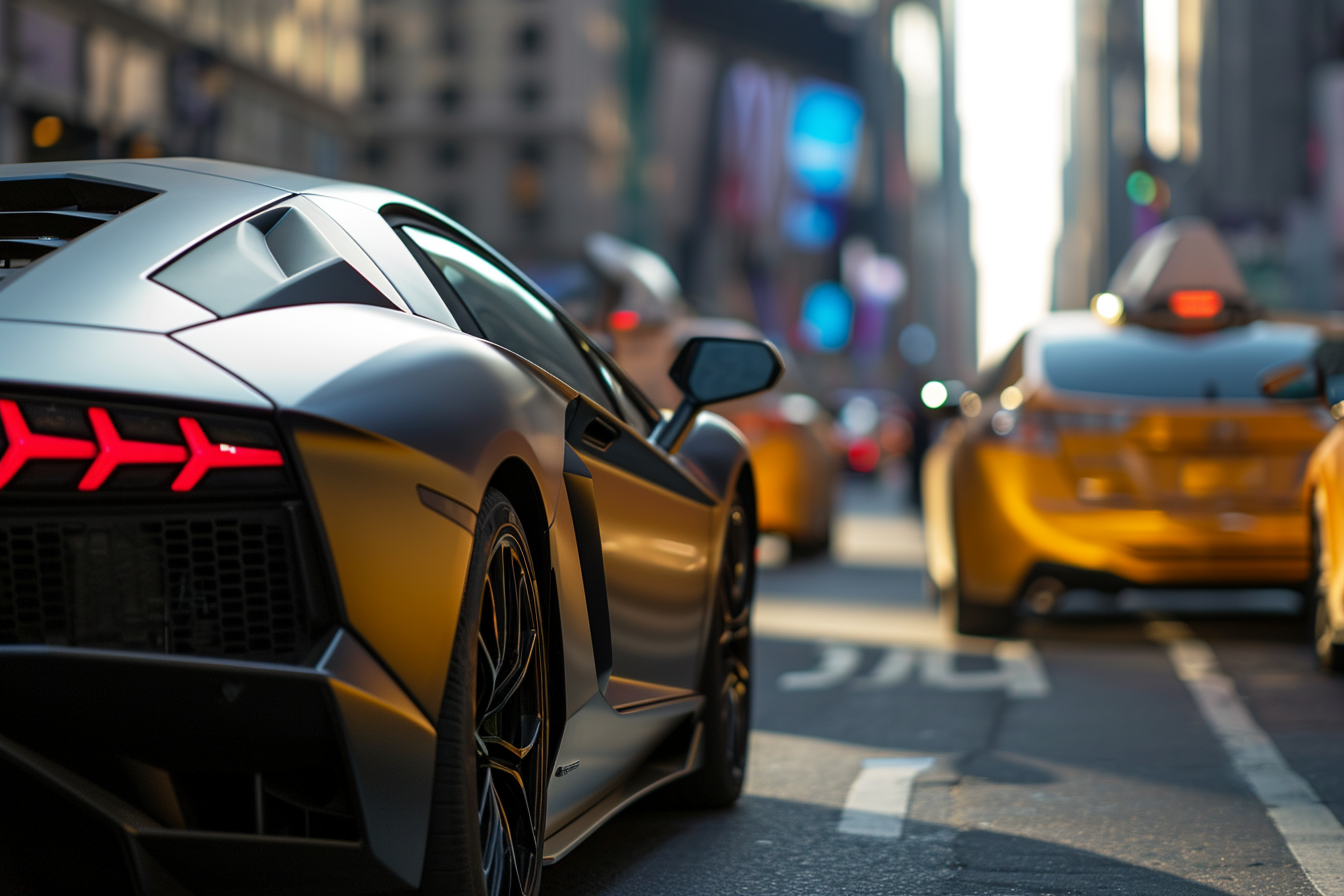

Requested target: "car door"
[{"left": 400, "top": 226, "right": 715, "bottom": 693}]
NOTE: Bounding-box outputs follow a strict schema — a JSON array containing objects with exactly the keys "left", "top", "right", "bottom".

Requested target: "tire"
[
  {"left": 1309, "top": 498, "right": 1344, "bottom": 673},
  {"left": 419, "top": 489, "right": 549, "bottom": 896},
  {"left": 660, "top": 489, "right": 754, "bottom": 808},
  {"left": 790, "top": 515, "right": 833, "bottom": 560},
  {"left": 939, "top": 580, "right": 1015, "bottom": 638}
]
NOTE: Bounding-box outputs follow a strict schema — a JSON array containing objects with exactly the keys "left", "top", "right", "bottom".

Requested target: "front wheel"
[
  {"left": 660, "top": 492, "right": 754, "bottom": 808},
  {"left": 940, "top": 579, "right": 1015, "bottom": 638},
  {"left": 420, "top": 489, "right": 549, "bottom": 896}
]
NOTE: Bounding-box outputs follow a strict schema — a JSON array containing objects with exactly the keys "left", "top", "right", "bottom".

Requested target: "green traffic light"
[{"left": 1126, "top": 171, "right": 1157, "bottom": 206}]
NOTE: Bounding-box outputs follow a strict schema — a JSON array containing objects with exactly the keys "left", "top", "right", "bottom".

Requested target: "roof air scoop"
[{"left": 154, "top": 204, "right": 395, "bottom": 318}]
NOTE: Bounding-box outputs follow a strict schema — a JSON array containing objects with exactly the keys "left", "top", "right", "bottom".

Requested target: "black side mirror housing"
[
  {"left": 1317, "top": 340, "right": 1344, "bottom": 416},
  {"left": 1258, "top": 361, "right": 1320, "bottom": 400},
  {"left": 652, "top": 336, "right": 784, "bottom": 452}
]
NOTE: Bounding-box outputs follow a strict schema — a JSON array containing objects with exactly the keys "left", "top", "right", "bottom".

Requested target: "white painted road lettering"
[
  {"left": 779, "top": 641, "right": 1050, "bottom": 698},
  {"left": 852, "top": 647, "right": 917, "bottom": 689},
  {"left": 838, "top": 757, "right": 935, "bottom": 838},
  {"left": 777, "top": 644, "right": 863, "bottom": 691}
]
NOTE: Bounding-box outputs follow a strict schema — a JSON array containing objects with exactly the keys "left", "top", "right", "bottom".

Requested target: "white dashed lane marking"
[
  {"left": 1163, "top": 630, "right": 1344, "bottom": 896},
  {"left": 778, "top": 641, "right": 1050, "bottom": 698},
  {"left": 838, "top": 757, "right": 935, "bottom": 838}
]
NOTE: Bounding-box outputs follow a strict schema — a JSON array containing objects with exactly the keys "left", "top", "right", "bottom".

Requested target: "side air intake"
[{"left": 0, "top": 176, "right": 159, "bottom": 283}]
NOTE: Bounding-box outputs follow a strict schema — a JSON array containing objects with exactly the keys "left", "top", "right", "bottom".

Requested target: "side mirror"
[
  {"left": 1258, "top": 361, "right": 1320, "bottom": 400},
  {"left": 652, "top": 337, "right": 784, "bottom": 452},
  {"left": 1319, "top": 340, "right": 1344, "bottom": 417}
]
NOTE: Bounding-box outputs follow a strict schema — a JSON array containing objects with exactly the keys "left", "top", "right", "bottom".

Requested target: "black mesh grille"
[{"left": 0, "top": 507, "right": 314, "bottom": 662}]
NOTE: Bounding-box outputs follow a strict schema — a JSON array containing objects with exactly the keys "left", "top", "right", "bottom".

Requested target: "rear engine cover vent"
[{"left": 0, "top": 176, "right": 159, "bottom": 284}]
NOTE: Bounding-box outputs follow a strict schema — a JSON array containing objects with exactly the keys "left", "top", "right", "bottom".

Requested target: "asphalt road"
[{"left": 544, "top": 477, "right": 1344, "bottom": 896}]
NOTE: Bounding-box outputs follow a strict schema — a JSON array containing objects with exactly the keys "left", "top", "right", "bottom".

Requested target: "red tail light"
[
  {"left": 1169, "top": 290, "right": 1223, "bottom": 319},
  {"left": 80, "top": 407, "right": 188, "bottom": 490},
  {"left": 0, "top": 400, "right": 96, "bottom": 488},
  {"left": 847, "top": 437, "right": 881, "bottom": 473},
  {"left": 0, "top": 398, "right": 285, "bottom": 494},
  {"left": 173, "top": 417, "right": 283, "bottom": 491}
]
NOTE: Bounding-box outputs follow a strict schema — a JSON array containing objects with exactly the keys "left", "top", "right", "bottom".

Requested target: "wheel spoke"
[
  {"left": 482, "top": 713, "right": 543, "bottom": 766},
  {"left": 478, "top": 771, "right": 508, "bottom": 896},
  {"left": 473, "top": 520, "right": 545, "bottom": 895},
  {"left": 483, "top": 629, "right": 537, "bottom": 720},
  {"left": 492, "top": 768, "right": 539, "bottom": 882},
  {"left": 490, "top": 783, "right": 515, "bottom": 896}
]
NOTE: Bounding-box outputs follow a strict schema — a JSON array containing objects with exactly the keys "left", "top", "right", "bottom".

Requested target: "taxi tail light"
[
  {"left": 988, "top": 408, "right": 1056, "bottom": 450},
  {"left": 847, "top": 437, "right": 881, "bottom": 472},
  {"left": 1169, "top": 290, "right": 1223, "bottom": 319},
  {"left": 0, "top": 398, "right": 284, "bottom": 493}
]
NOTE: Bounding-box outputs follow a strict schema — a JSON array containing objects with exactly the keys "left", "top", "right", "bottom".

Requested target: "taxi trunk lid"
[{"left": 1054, "top": 404, "right": 1324, "bottom": 513}]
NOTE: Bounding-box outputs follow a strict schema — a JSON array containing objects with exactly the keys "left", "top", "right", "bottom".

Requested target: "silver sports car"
[{"left": 0, "top": 159, "right": 781, "bottom": 896}]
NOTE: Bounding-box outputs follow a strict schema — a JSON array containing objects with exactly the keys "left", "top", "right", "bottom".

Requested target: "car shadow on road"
[
  {"left": 1019, "top": 611, "right": 1310, "bottom": 646},
  {"left": 542, "top": 793, "right": 1258, "bottom": 896}
]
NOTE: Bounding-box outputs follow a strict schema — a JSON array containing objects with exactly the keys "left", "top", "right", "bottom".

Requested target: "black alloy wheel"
[
  {"left": 476, "top": 525, "right": 548, "bottom": 895},
  {"left": 661, "top": 489, "right": 754, "bottom": 808},
  {"left": 421, "top": 490, "right": 548, "bottom": 896},
  {"left": 716, "top": 499, "right": 753, "bottom": 789}
]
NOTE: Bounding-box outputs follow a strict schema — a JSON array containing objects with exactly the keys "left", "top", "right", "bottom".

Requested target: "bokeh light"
[
  {"left": 920, "top": 380, "right": 949, "bottom": 409},
  {"left": 31, "top": 116, "right": 62, "bottom": 149},
  {"left": 1091, "top": 291, "right": 1125, "bottom": 323},
  {"left": 1126, "top": 171, "right": 1158, "bottom": 205}
]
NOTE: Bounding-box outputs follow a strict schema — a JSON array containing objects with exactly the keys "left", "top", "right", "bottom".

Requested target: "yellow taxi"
[
  {"left": 1296, "top": 340, "right": 1344, "bottom": 670},
  {"left": 924, "top": 219, "right": 1331, "bottom": 635},
  {"left": 577, "top": 233, "right": 842, "bottom": 556},
  {"left": 614, "top": 316, "right": 841, "bottom": 556}
]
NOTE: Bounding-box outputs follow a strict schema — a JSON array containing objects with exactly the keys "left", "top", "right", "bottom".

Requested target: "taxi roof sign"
[{"left": 1098, "top": 218, "right": 1255, "bottom": 331}]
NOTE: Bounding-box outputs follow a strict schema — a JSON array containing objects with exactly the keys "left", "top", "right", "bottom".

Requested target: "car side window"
[
  {"left": 587, "top": 350, "right": 655, "bottom": 437},
  {"left": 403, "top": 227, "right": 617, "bottom": 413}
]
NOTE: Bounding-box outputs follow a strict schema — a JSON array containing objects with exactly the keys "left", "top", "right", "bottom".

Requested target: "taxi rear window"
[{"left": 1041, "top": 324, "right": 1317, "bottom": 400}]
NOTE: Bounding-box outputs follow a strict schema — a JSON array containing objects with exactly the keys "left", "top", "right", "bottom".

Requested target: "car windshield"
[{"left": 1040, "top": 322, "right": 1318, "bottom": 400}]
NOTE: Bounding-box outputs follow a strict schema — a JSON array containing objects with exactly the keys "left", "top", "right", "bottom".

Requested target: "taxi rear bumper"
[{"left": 954, "top": 448, "right": 1310, "bottom": 607}]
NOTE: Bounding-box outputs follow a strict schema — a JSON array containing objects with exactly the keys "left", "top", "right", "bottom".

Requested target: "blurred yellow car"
[
  {"left": 924, "top": 219, "right": 1331, "bottom": 635},
  {"left": 1296, "top": 340, "right": 1344, "bottom": 671},
  {"left": 612, "top": 317, "right": 841, "bottom": 556}
]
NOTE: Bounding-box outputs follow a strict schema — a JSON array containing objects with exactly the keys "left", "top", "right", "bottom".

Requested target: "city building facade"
[
  {"left": 0, "top": 0, "right": 363, "bottom": 176},
  {"left": 1058, "top": 0, "right": 1344, "bottom": 311}
]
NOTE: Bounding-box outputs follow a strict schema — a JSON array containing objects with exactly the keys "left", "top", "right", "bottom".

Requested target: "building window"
[
  {"left": 441, "top": 26, "right": 465, "bottom": 55},
  {"left": 367, "top": 27, "right": 390, "bottom": 58},
  {"left": 514, "top": 81, "right": 544, "bottom": 111},
  {"left": 515, "top": 22, "right": 546, "bottom": 55},
  {"left": 366, "top": 140, "right": 389, "bottom": 169},
  {"left": 434, "top": 141, "right": 465, "bottom": 168},
  {"left": 516, "top": 140, "right": 546, "bottom": 166},
  {"left": 438, "top": 85, "right": 466, "bottom": 112},
  {"left": 437, "top": 196, "right": 466, "bottom": 222}
]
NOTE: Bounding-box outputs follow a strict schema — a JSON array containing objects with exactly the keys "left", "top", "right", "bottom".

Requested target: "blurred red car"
[{"left": 828, "top": 389, "right": 914, "bottom": 475}]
